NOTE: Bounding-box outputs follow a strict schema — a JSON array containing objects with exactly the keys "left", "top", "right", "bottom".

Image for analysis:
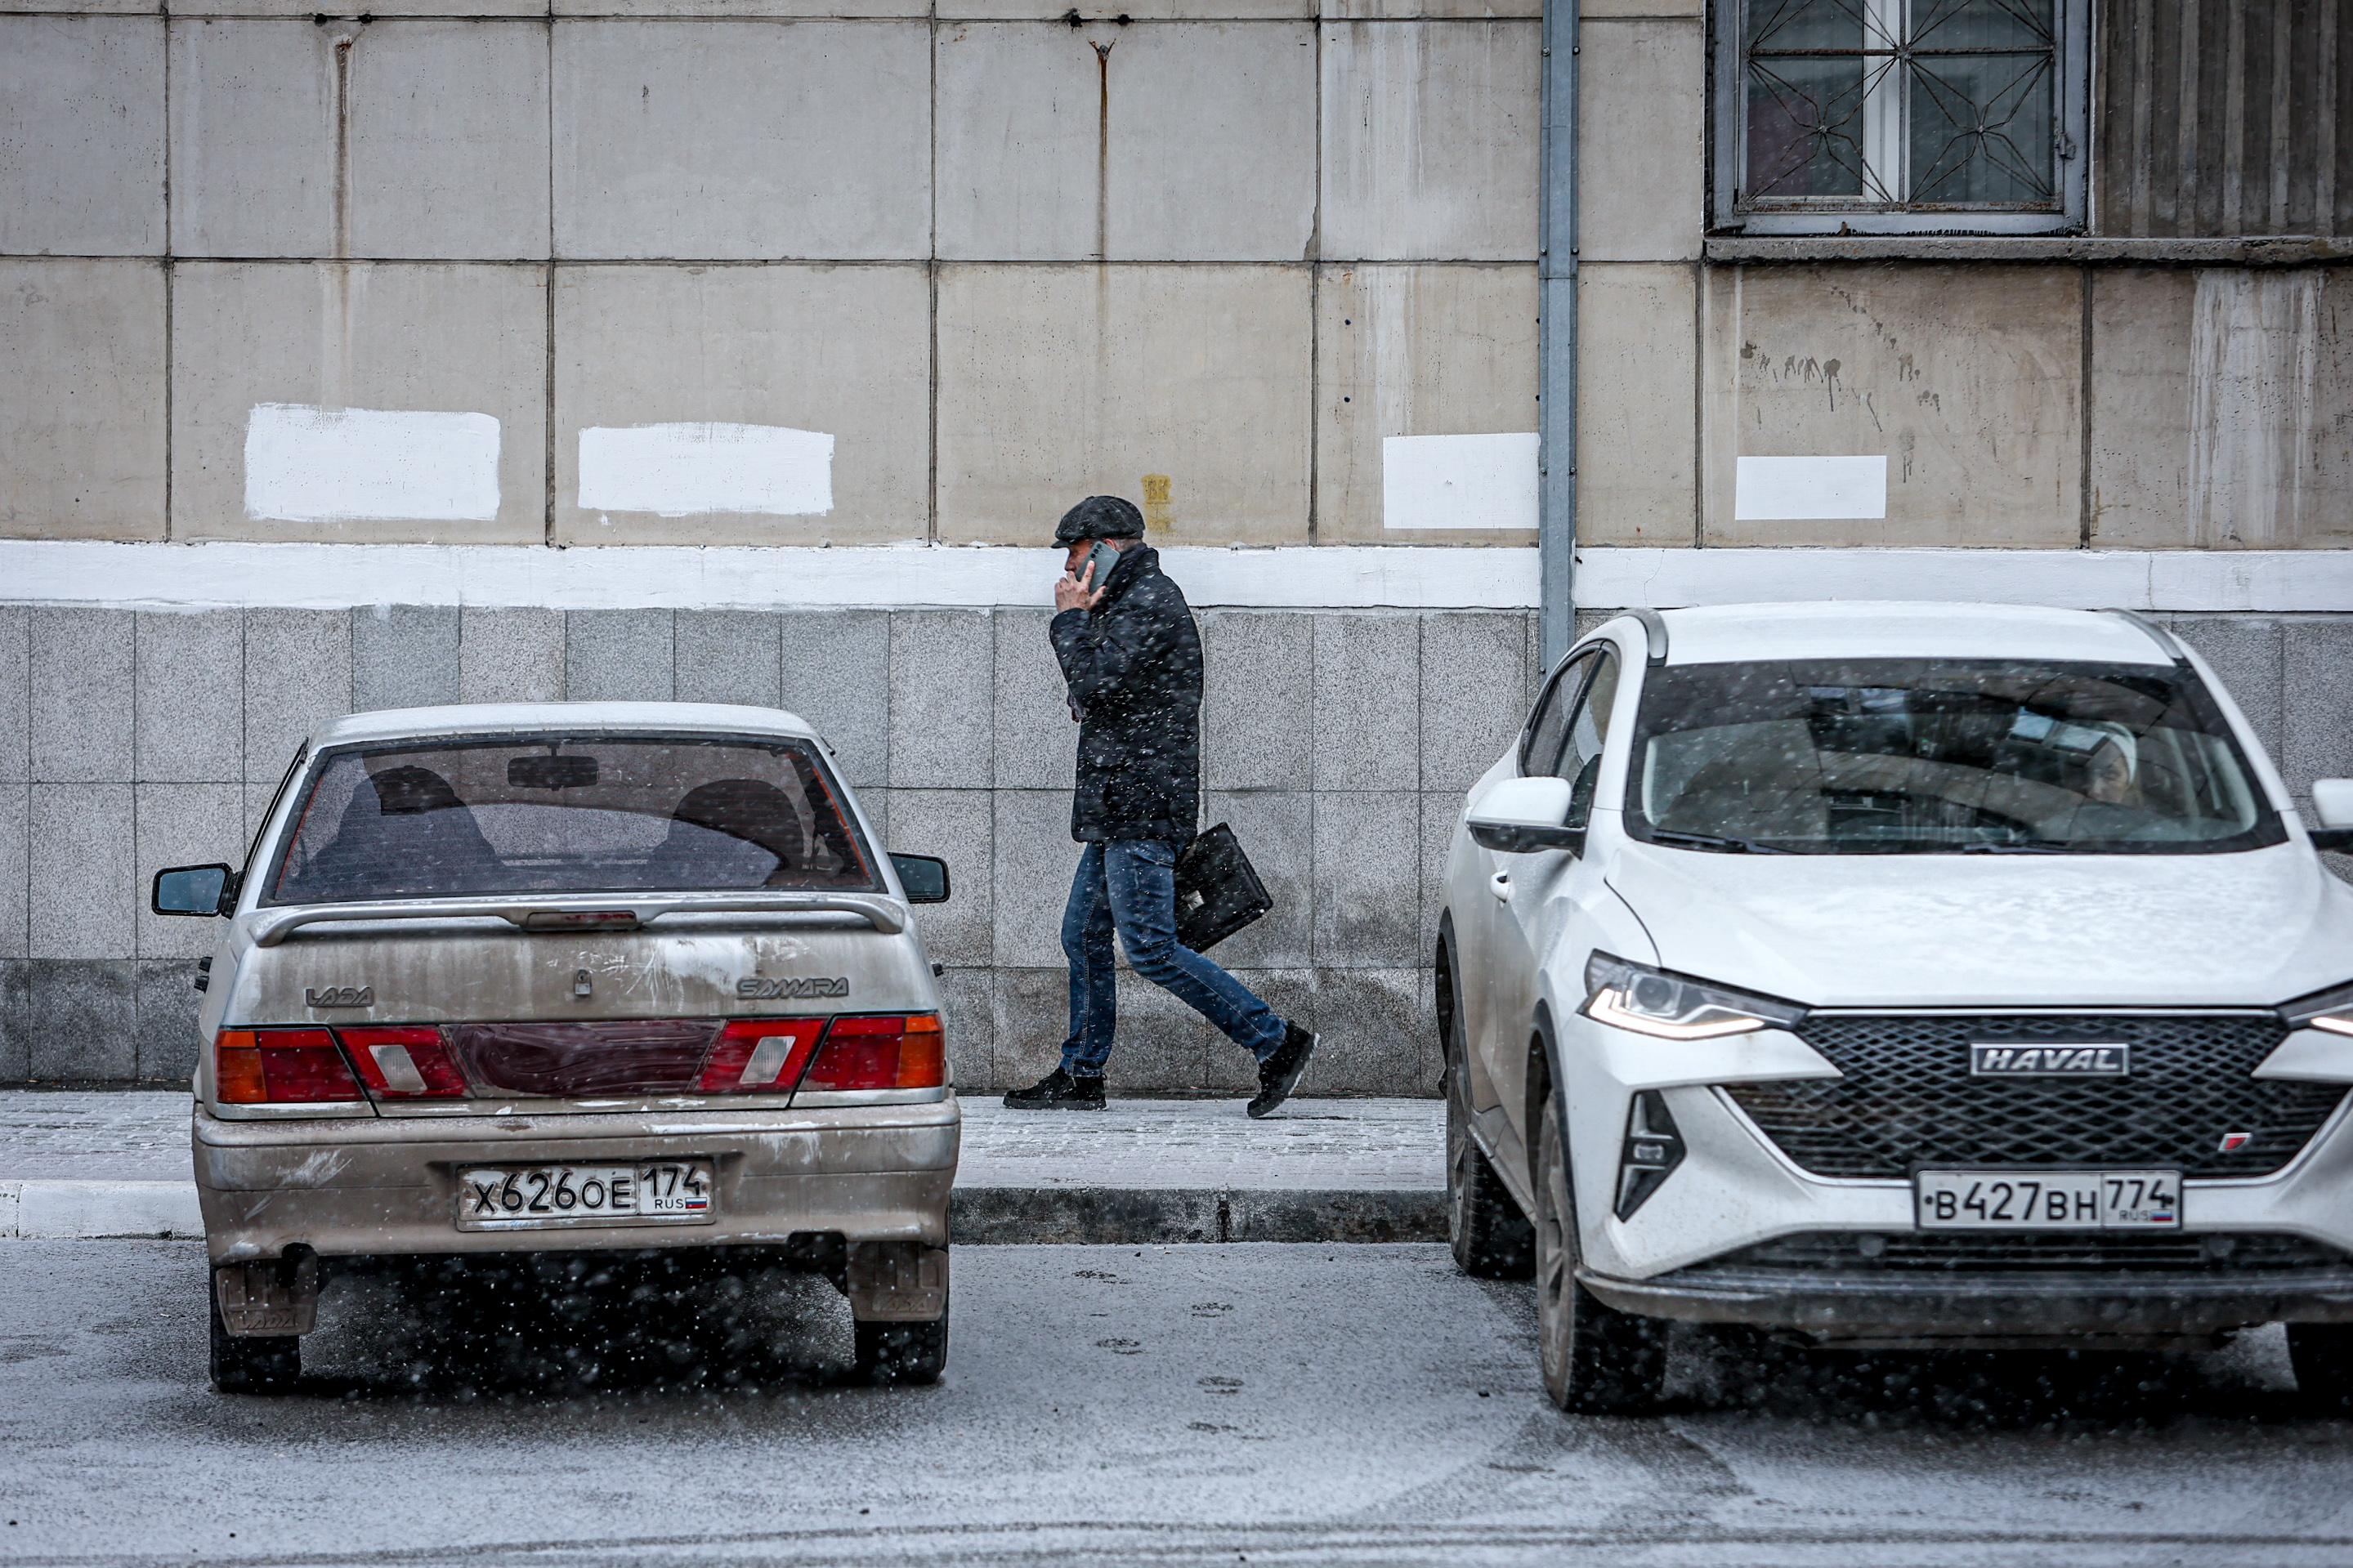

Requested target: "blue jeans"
[{"left": 1059, "top": 839, "right": 1289, "bottom": 1077}]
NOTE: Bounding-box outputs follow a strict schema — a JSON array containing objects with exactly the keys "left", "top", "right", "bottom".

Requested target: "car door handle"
[{"left": 1489, "top": 872, "right": 1512, "bottom": 902}]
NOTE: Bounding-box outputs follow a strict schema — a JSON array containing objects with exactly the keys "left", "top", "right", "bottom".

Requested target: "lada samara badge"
[{"left": 736, "top": 976, "right": 851, "bottom": 1000}]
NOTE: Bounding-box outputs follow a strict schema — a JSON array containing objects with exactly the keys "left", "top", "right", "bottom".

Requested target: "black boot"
[
  {"left": 1003, "top": 1067, "right": 1107, "bottom": 1110},
  {"left": 1246, "top": 1024, "right": 1317, "bottom": 1119}
]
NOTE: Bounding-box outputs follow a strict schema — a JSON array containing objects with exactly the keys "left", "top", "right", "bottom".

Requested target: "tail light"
[
  {"left": 341, "top": 1025, "right": 468, "bottom": 1100},
  {"left": 798, "top": 1013, "right": 946, "bottom": 1092},
  {"left": 214, "top": 1028, "right": 365, "bottom": 1105},
  {"left": 699, "top": 1018, "right": 827, "bottom": 1093}
]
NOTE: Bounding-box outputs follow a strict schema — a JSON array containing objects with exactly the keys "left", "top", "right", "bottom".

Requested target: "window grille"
[{"left": 1715, "top": 0, "right": 2091, "bottom": 235}]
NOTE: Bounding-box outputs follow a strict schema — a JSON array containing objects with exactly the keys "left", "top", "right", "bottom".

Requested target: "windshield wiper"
[
  {"left": 1957, "top": 838, "right": 2074, "bottom": 854},
  {"left": 1644, "top": 829, "right": 1792, "bottom": 855}
]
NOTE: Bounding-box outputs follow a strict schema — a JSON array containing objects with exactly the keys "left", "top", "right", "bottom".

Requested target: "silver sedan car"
[{"left": 153, "top": 703, "right": 959, "bottom": 1393}]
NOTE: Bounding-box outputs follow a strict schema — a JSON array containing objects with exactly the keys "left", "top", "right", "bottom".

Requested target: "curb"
[
  {"left": 0, "top": 1181, "right": 205, "bottom": 1240},
  {"left": 0, "top": 1179, "right": 1445, "bottom": 1246},
  {"left": 950, "top": 1187, "right": 1446, "bottom": 1245}
]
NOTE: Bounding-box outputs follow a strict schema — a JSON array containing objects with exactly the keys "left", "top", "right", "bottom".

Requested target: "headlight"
[
  {"left": 1581, "top": 953, "right": 1805, "bottom": 1041},
  {"left": 2282, "top": 981, "right": 2353, "bottom": 1037}
]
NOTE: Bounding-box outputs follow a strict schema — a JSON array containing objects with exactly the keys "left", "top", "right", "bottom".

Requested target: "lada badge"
[
  {"left": 1968, "top": 1042, "right": 2130, "bottom": 1077},
  {"left": 304, "top": 985, "right": 374, "bottom": 1008}
]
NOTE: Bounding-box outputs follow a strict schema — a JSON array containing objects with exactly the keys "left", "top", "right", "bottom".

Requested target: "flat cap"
[{"left": 1053, "top": 494, "right": 1145, "bottom": 546}]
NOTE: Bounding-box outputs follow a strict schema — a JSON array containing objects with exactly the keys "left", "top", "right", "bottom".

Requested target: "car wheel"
[
  {"left": 1534, "top": 1093, "right": 1664, "bottom": 1414},
  {"left": 2288, "top": 1323, "right": 2353, "bottom": 1410},
  {"left": 1447, "top": 1042, "right": 1533, "bottom": 1280},
  {"left": 852, "top": 1306, "right": 949, "bottom": 1387},
  {"left": 208, "top": 1287, "right": 301, "bottom": 1395}
]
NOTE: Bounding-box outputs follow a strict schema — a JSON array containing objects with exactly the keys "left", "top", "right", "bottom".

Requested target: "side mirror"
[
  {"left": 890, "top": 852, "right": 951, "bottom": 905},
  {"left": 1466, "top": 776, "right": 1586, "bottom": 855},
  {"left": 154, "top": 863, "right": 235, "bottom": 917},
  {"left": 2311, "top": 780, "right": 2353, "bottom": 852}
]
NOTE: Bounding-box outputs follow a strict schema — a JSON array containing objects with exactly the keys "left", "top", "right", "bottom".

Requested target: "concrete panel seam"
[{"left": 2078, "top": 263, "right": 2092, "bottom": 547}]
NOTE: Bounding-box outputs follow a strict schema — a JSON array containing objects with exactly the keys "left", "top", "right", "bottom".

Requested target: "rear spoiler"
[{"left": 248, "top": 891, "right": 910, "bottom": 947}]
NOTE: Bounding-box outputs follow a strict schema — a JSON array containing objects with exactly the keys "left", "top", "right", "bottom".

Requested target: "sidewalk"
[{"left": 0, "top": 1092, "right": 1443, "bottom": 1245}]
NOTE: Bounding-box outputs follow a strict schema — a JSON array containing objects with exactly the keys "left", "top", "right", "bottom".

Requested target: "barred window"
[{"left": 1715, "top": 0, "right": 2090, "bottom": 235}]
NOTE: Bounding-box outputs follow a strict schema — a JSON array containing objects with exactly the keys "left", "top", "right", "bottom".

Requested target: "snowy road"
[{"left": 4, "top": 1242, "right": 2352, "bottom": 1566}]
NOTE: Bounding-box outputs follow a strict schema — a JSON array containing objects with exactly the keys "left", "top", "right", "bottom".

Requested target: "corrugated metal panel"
[{"left": 2097, "top": 0, "right": 2351, "bottom": 236}]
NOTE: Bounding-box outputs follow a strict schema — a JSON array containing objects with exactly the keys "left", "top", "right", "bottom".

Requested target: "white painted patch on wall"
[
  {"left": 1733, "top": 455, "right": 1888, "bottom": 521},
  {"left": 244, "top": 404, "right": 502, "bottom": 524},
  {"left": 1381, "top": 432, "right": 1538, "bottom": 531},
  {"left": 577, "top": 422, "right": 834, "bottom": 519}
]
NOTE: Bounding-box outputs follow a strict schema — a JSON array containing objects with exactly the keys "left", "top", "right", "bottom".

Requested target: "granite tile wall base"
[
  {"left": 459, "top": 607, "right": 566, "bottom": 704},
  {"left": 27, "top": 958, "right": 134, "bottom": 1083},
  {"left": 934, "top": 965, "right": 996, "bottom": 1092},
  {"left": 354, "top": 604, "right": 461, "bottom": 713},
  {"left": 135, "top": 958, "right": 204, "bottom": 1083},
  {"left": 0, "top": 958, "right": 27, "bottom": 1080},
  {"left": 11, "top": 601, "right": 2338, "bottom": 1091}
]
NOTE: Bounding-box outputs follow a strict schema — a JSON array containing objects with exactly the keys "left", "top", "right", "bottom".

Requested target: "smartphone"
[{"left": 1075, "top": 540, "right": 1121, "bottom": 592}]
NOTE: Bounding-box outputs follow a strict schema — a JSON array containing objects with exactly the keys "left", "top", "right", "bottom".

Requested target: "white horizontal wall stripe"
[
  {"left": 4, "top": 543, "right": 2353, "bottom": 613},
  {"left": 1574, "top": 547, "right": 2353, "bottom": 614}
]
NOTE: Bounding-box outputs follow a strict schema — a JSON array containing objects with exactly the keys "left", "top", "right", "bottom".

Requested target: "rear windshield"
[
  {"left": 266, "top": 735, "right": 879, "bottom": 904},
  {"left": 1625, "top": 659, "right": 2285, "bottom": 855}
]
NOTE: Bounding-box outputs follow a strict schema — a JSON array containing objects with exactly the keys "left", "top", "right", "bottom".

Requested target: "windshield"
[
  {"left": 1625, "top": 659, "right": 2284, "bottom": 855},
  {"left": 266, "top": 735, "right": 879, "bottom": 904}
]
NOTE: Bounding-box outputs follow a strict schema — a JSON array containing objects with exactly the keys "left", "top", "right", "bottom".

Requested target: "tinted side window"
[
  {"left": 1555, "top": 652, "right": 1621, "bottom": 828},
  {"left": 1522, "top": 653, "right": 1595, "bottom": 777}
]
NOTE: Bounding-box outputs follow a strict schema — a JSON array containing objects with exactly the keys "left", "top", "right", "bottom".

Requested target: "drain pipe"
[{"left": 1537, "top": 0, "right": 1579, "bottom": 668}]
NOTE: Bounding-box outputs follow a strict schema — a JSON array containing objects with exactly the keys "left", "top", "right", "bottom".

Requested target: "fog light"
[{"left": 1615, "top": 1090, "right": 1685, "bottom": 1219}]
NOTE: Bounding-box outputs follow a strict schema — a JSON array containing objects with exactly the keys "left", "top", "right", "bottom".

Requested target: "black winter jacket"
[{"left": 1049, "top": 545, "right": 1202, "bottom": 843}]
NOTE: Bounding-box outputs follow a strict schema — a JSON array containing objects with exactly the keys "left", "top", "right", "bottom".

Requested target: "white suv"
[{"left": 1437, "top": 602, "right": 2353, "bottom": 1413}]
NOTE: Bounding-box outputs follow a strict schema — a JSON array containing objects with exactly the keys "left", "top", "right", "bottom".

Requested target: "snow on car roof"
[
  {"left": 1646, "top": 601, "right": 2179, "bottom": 669},
  {"left": 308, "top": 702, "right": 823, "bottom": 751}
]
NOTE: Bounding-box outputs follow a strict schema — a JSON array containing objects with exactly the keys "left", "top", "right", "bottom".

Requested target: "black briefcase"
[{"left": 1174, "top": 823, "right": 1273, "bottom": 954}]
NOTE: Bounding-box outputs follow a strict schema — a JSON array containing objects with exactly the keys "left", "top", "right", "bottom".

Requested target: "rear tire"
[
  {"left": 208, "top": 1288, "right": 301, "bottom": 1395},
  {"left": 852, "top": 1310, "right": 948, "bottom": 1386},
  {"left": 1534, "top": 1093, "right": 1665, "bottom": 1414},
  {"left": 1447, "top": 1039, "right": 1533, "bottom": 1280},
  {"left": 2288, "top": 1324, "right": 2353, "bottom": 1411}
]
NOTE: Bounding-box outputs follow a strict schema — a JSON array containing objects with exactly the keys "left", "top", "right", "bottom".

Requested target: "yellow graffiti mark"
[{"left": 1141, "top": 474, "right": 1174, "bottom": 533}]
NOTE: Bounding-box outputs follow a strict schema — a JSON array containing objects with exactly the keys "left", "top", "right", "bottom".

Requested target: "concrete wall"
[
  {"left": 0, "top": 1, "right": 1541, "bottom": 1089},
  {"left": 1578, "top": 5, "right": 2353, "bottom": 555},
  {"left": 0, "top": 9, "right": 1541, "bottom": 547},
  {"left": 8, "top": 4, "right": 2353, "bottom": 1092}
]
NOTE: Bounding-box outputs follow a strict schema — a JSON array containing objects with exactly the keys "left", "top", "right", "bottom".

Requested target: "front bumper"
[
  {"left": 194, "top": 1098, "right": 960, "bottom": 1266},
  {"left": 1557, "top": 1009, "right": 2353, "bottom": 1341},
  {"left": 1583, "top": 1263, "right": 2353, "bottom": 1345}
]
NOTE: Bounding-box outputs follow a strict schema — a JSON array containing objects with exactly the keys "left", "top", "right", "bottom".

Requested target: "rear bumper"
[
  {"left": 1582, "top": 1265, "right": 2353, "bottom": 1344},
  {"left": 194, "top": 1099, "right": 960, "bottom": 1265}
]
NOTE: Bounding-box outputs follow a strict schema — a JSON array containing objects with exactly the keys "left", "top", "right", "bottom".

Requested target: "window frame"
[
  {"left": 1555, "top": 649, "right": 1623, "bottom": 830},
  {"left": 1521, "top": 650, "right": 1599, "bottom": 779},
  {"left": 1709, "top": 0, "right": 2093, "bottom": 237}
]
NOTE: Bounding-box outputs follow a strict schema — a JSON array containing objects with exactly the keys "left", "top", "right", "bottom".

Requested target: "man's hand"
[{"left": 1054, "top": 559, "right": 1107, "bottom": 614}]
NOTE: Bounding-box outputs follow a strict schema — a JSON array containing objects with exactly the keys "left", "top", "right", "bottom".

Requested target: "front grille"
[
  {"left": 1693, "top": 1231, "right": 2353, "bottom": 1277},
  {"left": 1726, "top": 1013, "right": 2345, "bottom": 1180}
]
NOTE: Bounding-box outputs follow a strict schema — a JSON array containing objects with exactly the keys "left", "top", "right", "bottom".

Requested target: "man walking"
[{"left": 1004, "top": 495, "right": 1317, "bottom": 1117}]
